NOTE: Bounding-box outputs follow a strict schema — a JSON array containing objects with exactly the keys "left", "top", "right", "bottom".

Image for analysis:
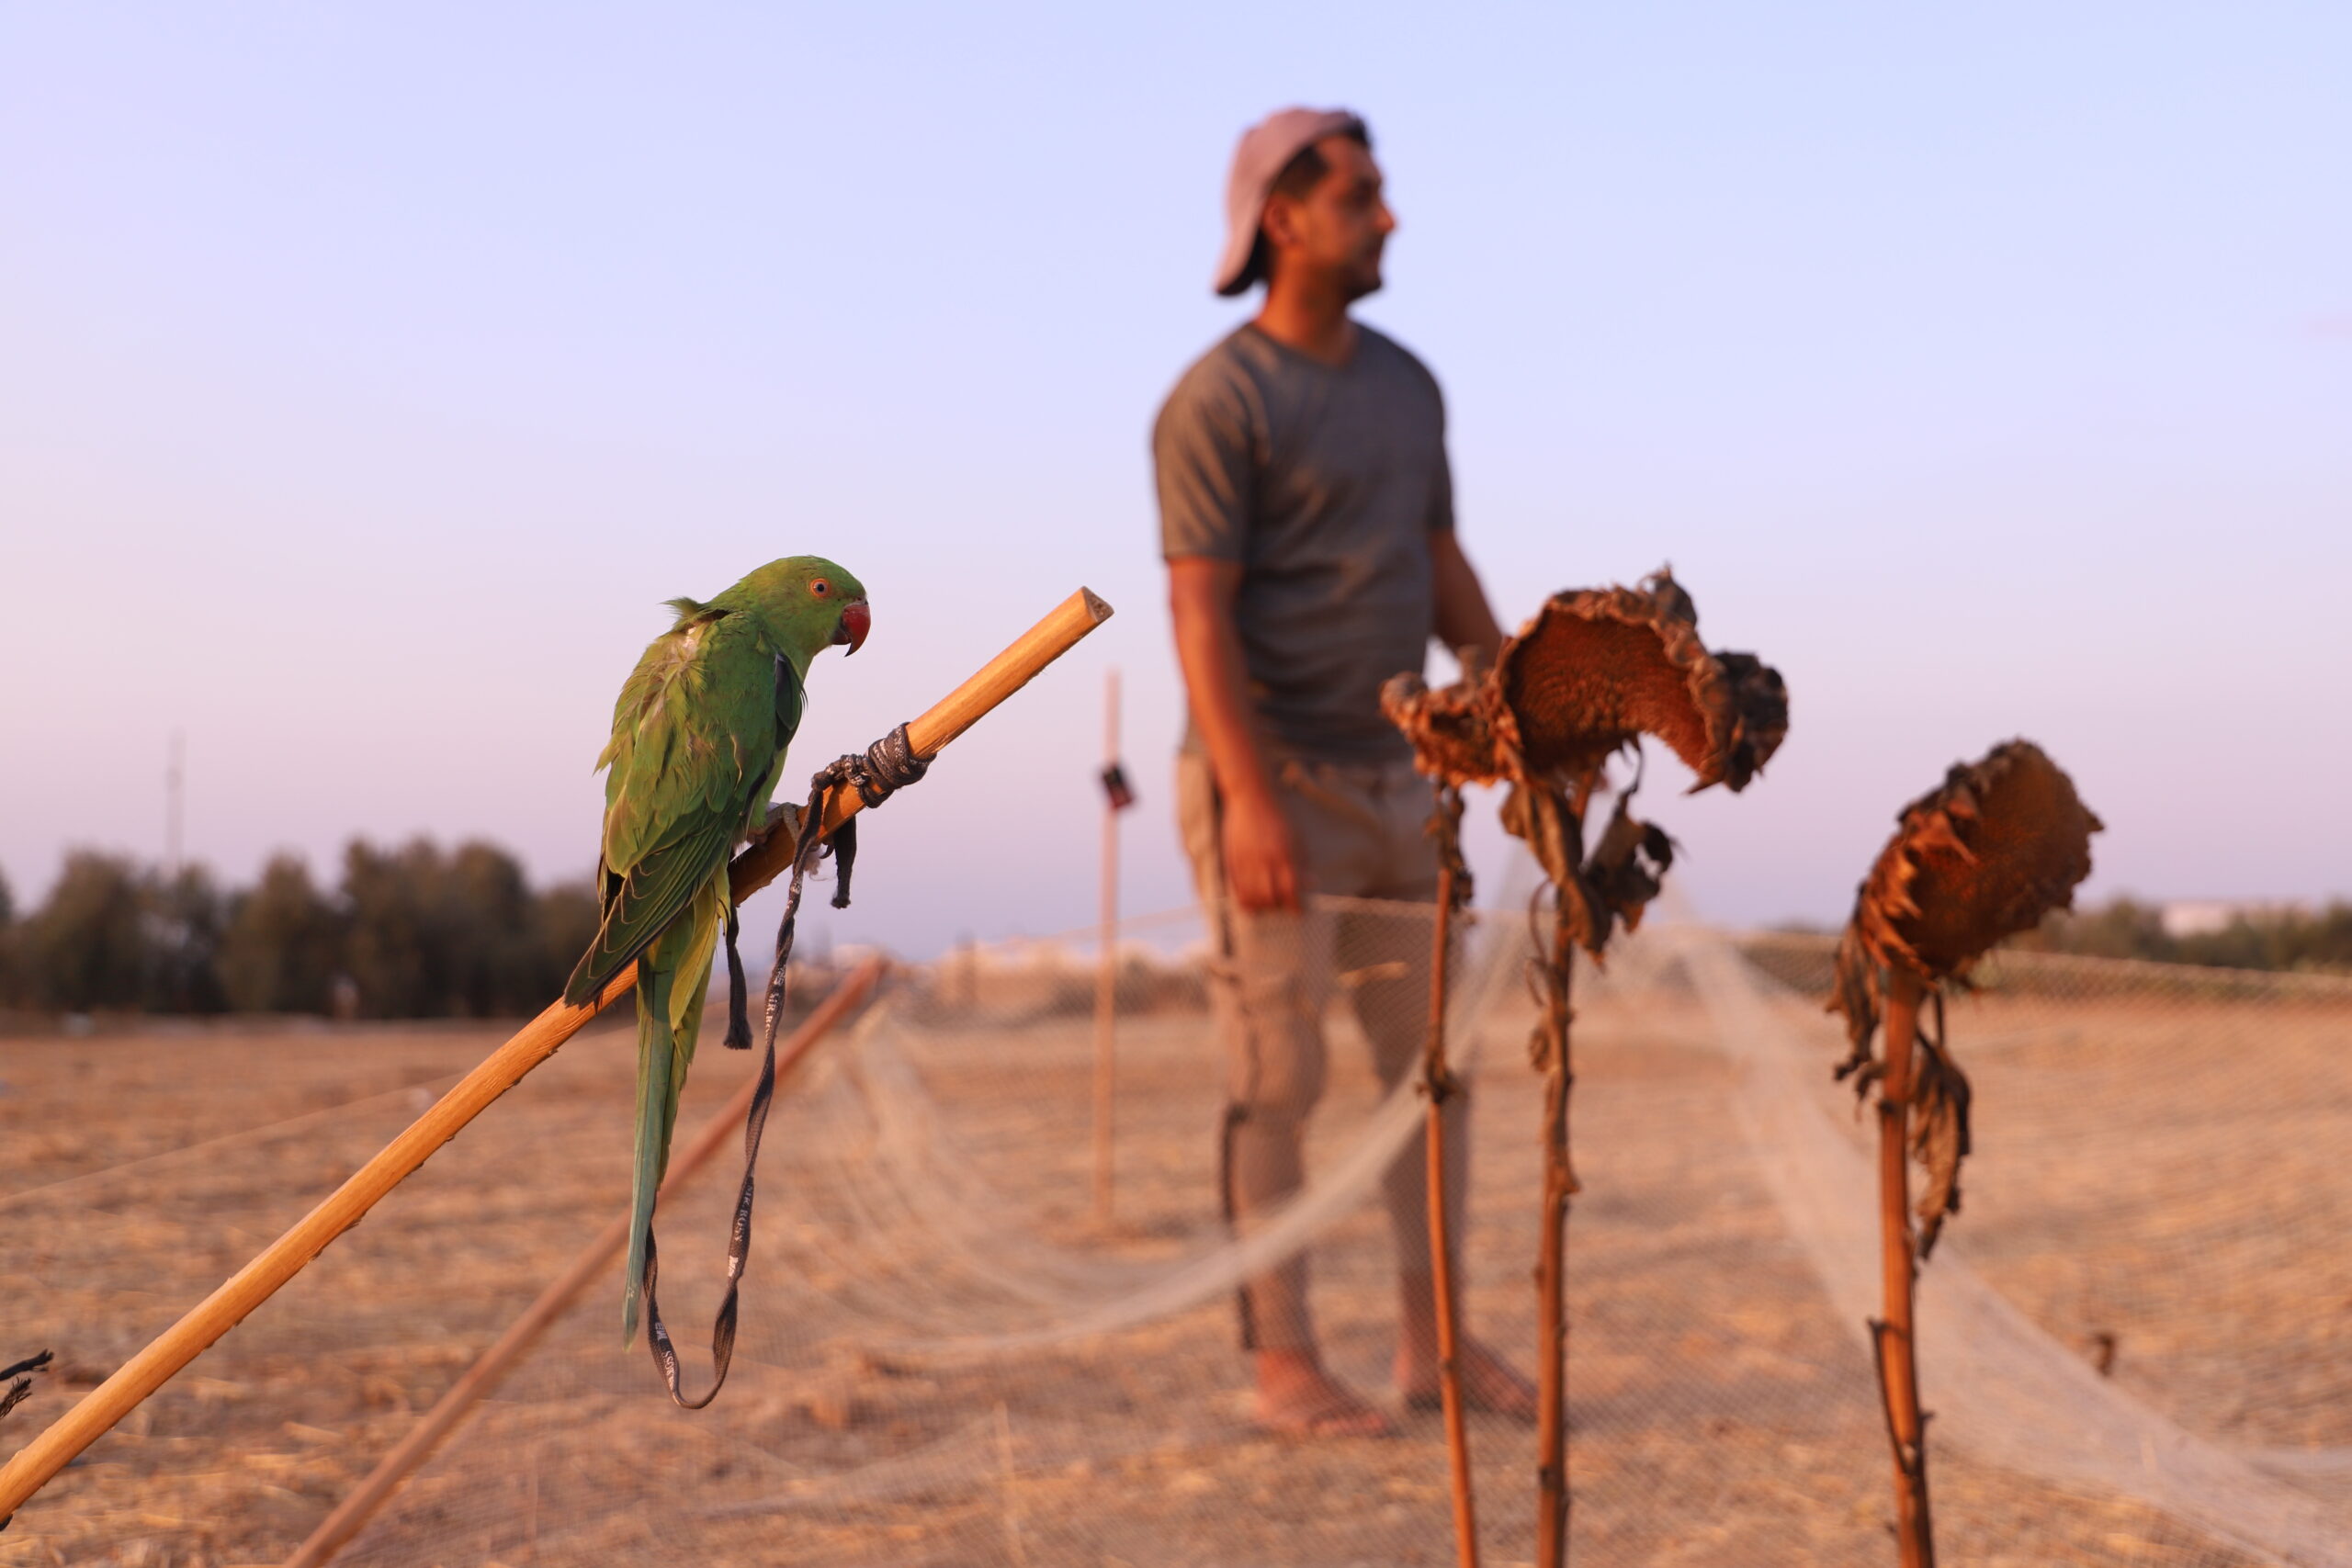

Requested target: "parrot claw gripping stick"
[{"left": 0, "top": 586, "right": 1113, "bottom": 1531}]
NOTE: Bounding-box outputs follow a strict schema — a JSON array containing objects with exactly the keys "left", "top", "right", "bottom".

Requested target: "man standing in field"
[{"left": 1156, "top": 107, "right": 1536, "bottom": 1437}]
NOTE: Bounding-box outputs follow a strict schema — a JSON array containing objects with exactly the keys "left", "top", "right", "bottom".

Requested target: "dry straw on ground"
[{"left": 6, "top": 940, "right": 2337, "bottom": 1566}]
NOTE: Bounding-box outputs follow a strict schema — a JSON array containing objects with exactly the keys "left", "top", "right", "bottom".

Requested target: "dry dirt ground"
[{"left": 0, "top": 957, "right": 2343, "bottom": 1566}]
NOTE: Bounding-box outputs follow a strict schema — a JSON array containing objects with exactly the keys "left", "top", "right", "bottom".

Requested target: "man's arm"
[
  {"left": 1168, "top": 558, "right": 1300, "bottom": 911},
  {"left": 1430, "top": 529, "right": 1506, "bottom": 669}
]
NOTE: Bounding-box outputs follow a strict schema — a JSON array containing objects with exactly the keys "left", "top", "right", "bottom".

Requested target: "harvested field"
[{"left": 0, "top": 929, "right": 2345, "bottom": 1565}]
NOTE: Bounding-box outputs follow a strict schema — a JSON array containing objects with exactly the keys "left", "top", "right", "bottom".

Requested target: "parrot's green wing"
[
  {"left": 767, "top": 651, "right": 805, "bottom": 799},
  {"left": 562, "top": 616, "right": 803, "bottom": 1007}
]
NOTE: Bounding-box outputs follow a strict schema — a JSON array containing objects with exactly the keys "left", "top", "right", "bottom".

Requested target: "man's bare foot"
[
  {"left": 1254, "top": 1350, "right": 1398, "bottom": 1438},
  {"left": 1396, "top": 1337, "right": 1540, "bottom": 1423}
]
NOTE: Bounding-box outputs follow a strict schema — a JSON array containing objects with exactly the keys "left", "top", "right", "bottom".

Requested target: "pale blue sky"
[{"left": 3, "top": 3, "right": 2346, "bottom": 955}]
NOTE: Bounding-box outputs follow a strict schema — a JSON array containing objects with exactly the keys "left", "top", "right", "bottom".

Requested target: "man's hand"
[{"left": 1220, "top": 784, "right": 1302, "bottom": 912}]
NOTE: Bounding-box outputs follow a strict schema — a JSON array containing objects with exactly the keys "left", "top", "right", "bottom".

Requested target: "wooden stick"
[
  {"left": 1534, "top": 881, "right": 1578, "bottom": 1568},
  {"left": 0, "top": 586, "right": 1114, "bottom": 1528},
  {"left": 1091, "top": 668, "right": 1119, "bottom": 1226},
  {"left": 283, "top": 956, "right": 884, "bottom": 1568},
  {"left": 1421, "top": 809, "right": 1480, "bottom": 1568},
  {"left": 1873, "top": 968, "right": 1937, "bottom": 1568}
]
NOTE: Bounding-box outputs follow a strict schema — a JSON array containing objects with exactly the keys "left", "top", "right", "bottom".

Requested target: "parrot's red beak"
[{"left": 836, "top": 598, "right": 870, "bottom": 656}]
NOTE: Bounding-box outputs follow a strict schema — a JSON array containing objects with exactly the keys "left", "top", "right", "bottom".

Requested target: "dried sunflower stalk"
[
  {"left": 1384, "top": 568, "right": 1785, "bottom": 1568},
  {"left": 1830, "top": 739, "right": 2102, "bottom": 1254}
]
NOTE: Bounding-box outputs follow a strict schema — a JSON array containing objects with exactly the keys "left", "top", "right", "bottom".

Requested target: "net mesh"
[{"left": 1, "top": 894, "right": 2346, "bottom": 1566}]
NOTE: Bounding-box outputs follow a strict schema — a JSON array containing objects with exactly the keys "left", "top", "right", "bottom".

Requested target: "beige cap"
[{"left": 1214, "top": 107, "right": 1367, "bottom": 297}]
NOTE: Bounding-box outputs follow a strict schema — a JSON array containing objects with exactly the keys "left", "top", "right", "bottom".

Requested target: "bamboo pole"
[
  {"left": 1422, "top": 791, "right": 1479, "bottom": 1568},
  {"left": 0, "top": 586, "right": 1114, "bottom": 1529},
  {"left": 1091, "top": 668, "right": 1120, "bottom": 1226},
  {"left": 1873, "top": 967, "right": 1936, "bottom": 1568},
  {"left": 1534, "top": 886, "right": 1577, "bottom": 1568},
  {"left": 283, "top": 956, "right": 884, "bottom": 1568}
]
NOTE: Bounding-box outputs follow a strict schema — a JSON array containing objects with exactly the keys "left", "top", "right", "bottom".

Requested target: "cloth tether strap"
[
  {"left": 0, "top": 1350, "right": 51, "bottom": 1425},
  {"left": 641, "top": 723, "right": 929, "bottom": 1409}
]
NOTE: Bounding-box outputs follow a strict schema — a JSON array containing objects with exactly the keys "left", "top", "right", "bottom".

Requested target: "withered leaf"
[
  {"left": 1582, "top": 791, "right": 1675, "bottom": 939},
  {"left": 1910, "top": 1032, "right": 1973, "bottom": 1259}
]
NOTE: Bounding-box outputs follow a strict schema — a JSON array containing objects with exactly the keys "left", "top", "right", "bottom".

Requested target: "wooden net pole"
[
  {"left": 1421, "top": 789, "right": 1480, "bottom": 1568},
  {"left": 0, "top": 587, "right": 1114, "bottom": 1529},
  {"left": 1873, "top": 967, "right": 1937, "bottom": 1567},
  {"left": 1091, "top": 667, "right": 1120, "bottom": 1226},
  {"left": 283, "top": 956, "right": 885, "bottom": 1568}
]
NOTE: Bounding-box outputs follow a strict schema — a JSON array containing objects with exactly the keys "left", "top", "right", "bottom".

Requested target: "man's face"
[{"left": 1264, "top": 136, "right": 1395, "bottom": 300}]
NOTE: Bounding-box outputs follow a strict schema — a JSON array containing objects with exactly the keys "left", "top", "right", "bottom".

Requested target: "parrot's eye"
[{"left": 809, "top": 579, "right": 831, "bottom": 598}]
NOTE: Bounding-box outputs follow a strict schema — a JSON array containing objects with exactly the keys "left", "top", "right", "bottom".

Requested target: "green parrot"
[{"left": 563, "top": 555, "right": 869, "bottom": 1347}]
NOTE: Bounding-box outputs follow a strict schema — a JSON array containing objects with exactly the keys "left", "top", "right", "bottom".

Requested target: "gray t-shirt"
[{"left": 1154, "top": 322, "right": 1453, "bottom": 764}]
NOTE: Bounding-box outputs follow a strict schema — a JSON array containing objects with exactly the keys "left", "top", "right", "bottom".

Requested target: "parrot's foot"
[{"left": 745, "top": 801, "right": 804, "bottom": 850}]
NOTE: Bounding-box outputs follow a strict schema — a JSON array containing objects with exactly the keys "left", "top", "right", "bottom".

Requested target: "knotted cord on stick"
[
  {"left": 0, "top": 586, "right": 1113, "bottom": 1530},
  {"left": 0, "top": 1357, "right": 49, "bottom": 1427}
]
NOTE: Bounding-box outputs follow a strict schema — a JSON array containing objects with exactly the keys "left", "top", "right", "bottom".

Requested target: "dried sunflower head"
[
  {"left": 1830, "top": 739, "right": 2103, "bottom": 1060},
  {"left": 1379, "top": 669, "right": 1505, "bottom": 787},
  {"left": 1381, "top": 568, "right": 1788, "bottom": 793},
  {"left": 1843, "top": 739, "right": 2103, "bottom": 987}
]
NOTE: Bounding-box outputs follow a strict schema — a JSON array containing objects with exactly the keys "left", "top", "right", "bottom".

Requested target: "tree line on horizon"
[
  {"left": 2010, "top": 896, "right": 2352, "bottom": 976},
  {"left": 2, "top": 847, "right": 2346, "bottom": 1018},
  {"left": 0, "top": 841, "right": 600, "bottom": 1018}
]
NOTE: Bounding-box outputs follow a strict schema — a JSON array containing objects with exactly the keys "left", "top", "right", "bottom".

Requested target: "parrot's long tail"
[{"left": 623, "top": 961, "right": 678, "bottom": 1347}]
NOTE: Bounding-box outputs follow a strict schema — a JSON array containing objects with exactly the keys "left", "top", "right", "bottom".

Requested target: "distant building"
[{"left": 2159, "top": 899, "right": 2312, "bottom": 939}]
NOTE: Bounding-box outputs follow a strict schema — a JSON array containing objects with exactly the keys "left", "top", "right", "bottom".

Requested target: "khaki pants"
[{"left": 1177, "top": 750, "right": 1471, "bottom": 1353}]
